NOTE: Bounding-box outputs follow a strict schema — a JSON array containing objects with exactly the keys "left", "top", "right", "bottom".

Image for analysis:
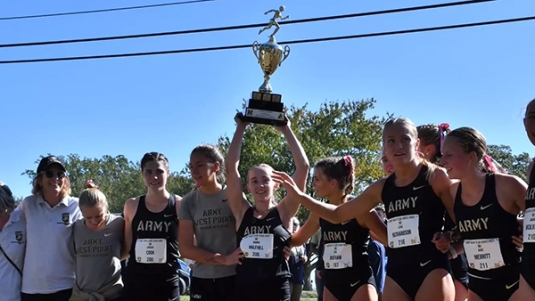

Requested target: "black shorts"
[
  {"left": 521, "top": 250, "right": 535, "bottom": 291},
  {"left": 122, "top": 281, "right": 179, "bottom": 301},
  {"left": 387, "top": 255, "right": 451, "bottom": 299},
  {"left": 450, "top": 254, "right": 469, "bottom": 288},
  {"left": 189, "top": 275, "right": 236, "bottom": 301},
  {"left": 323, "top": 266, "right": 376, "bottom": 300},
  {"left": 21, "top": 289, "right": 73, "bottom": 301},
  {"left": 236, "top": 277, "right": 290, "bottom": 301},
  {"left": 468, "top": 264, "right": 520, "bottom": 301}
]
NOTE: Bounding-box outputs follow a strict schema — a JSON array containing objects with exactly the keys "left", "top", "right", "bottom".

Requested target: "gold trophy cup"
[{"left": 238, "top": 6, "right": 291, "bottom": 126}]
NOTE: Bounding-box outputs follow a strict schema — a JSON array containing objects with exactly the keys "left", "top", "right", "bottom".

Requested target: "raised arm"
[
  {"left": 272, "top": 171, "right": 384, "bottom": 224},
  {"left": 226, "top": 116, "right": 253, "bottom": 227},
  {"left": 291, "top": 213, "right": 320, "bottom": 247},
  {"left": 277, "top": 120, "right": 310, "bottom": 220}
]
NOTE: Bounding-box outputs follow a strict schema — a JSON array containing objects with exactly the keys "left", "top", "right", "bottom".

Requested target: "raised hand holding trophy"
[{"left": 237, "top": 6, "right": 291, "bottom": 126}]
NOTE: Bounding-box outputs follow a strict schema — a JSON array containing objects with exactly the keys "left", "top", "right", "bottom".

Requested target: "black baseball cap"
[{"left": 36, "top": 155, "right": 66, "bottom": 174}]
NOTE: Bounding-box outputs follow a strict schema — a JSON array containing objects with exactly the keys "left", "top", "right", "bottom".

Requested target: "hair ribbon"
[{"left": 438, "top": 123, "right": 450, "bottom": 152}]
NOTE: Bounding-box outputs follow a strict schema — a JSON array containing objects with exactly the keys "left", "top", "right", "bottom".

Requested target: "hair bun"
[{"left": 86, "top": 180, "right": 99, "bottom": 189}]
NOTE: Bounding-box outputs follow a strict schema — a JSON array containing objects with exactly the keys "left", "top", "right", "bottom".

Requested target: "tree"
[
  {"left": 218, "top": 98, "right": 390, "bottom": 290},
  {"left": 486, "top": 144, "right": 531, "bottom": 181},
  {"left": 14, "top": 196, "right": 24, "bottom": 207},
  {"left": 22, "top": 154, "right": 194, "bottom": 213}
]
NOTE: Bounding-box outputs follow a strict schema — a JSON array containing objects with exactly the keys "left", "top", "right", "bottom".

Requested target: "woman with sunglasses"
[
  {"left": 19, "top": 155, "right": 82, "bottom": 301},
  {"left": 0, "top": 181, "right": 26, "bottom": 301}
]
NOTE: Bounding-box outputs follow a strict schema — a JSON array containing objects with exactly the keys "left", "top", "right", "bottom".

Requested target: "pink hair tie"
[
  {"left": 438, "top": 123, "right": 450, "bottom": 151},
  {"left": 87, "top": 179, "right": 99, "bottom": 189},
  {"left": 344, "top": 155, "right": 352, "bottom": 165},
  {"left": 484, "top": 154, "right": 497, "bottom": 173}
]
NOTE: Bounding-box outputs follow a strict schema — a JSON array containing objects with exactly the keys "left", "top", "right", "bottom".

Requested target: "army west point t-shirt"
[{"left": 178, "top": 187, "right": 236, "bottom": 279}]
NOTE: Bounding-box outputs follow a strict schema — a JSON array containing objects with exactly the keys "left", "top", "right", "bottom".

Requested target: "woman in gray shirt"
[
  {"left": 70, "top": 181, "right": 125, "bottom": 301},
  {"left": 178, "top": 144, "right": 243, "bottom": 301}
]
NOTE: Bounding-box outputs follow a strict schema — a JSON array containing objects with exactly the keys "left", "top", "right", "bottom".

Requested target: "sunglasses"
[{"left": 45, "top": 170, "right": 66, "bottom": 179}]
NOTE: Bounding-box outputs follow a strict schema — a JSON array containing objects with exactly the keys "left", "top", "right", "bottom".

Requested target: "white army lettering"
[
  {"left": 458, "top": 217, "right": 489, "bottom": 233},
  {"left": 136, "top": 220, "right": 172, "bottom": 232},
  {"left": 388, "top": 196, "right": 417, "bottom": 213},
  {"left": 323, "top": 230, "right": 348, "bottom": 242}
]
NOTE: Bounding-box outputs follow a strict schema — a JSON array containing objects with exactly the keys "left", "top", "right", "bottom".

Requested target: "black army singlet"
[{"left": 124, "top": 194, "right": 179, "bottom": 301}]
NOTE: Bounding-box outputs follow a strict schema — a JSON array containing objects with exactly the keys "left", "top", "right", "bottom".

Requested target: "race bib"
[
  {"left": 464, "top": 238, "right": 505, "bottom": 271},
  {"left": 323, "top": 243, "right": 352, "bottom": 270},
  {"left": 387, "top": 214, "right": 421, "bottom": 249},
  {"left": 524, "top": 208, "right": 535, "bottom": 243},
  {"left": 240, "top": 234, "right": 274, "bottom": 259},
  {"left": 135, "top": 238, "right": 167, "bottom": 264}
]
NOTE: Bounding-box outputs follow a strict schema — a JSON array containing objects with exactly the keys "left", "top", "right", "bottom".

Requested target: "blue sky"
[{"left": 1, "top": 0, "right": 534, "bottom": 198}]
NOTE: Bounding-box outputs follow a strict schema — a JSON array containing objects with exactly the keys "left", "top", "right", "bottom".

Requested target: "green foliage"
[
  {"left": 22, "top": 154, "right": 194, "bottom": 213},
  {"left": 486, "top": 144, "right": 531, "bottom": 181},
  {"left": 218, "top": 98, "right": 390, "bottom": 222}
]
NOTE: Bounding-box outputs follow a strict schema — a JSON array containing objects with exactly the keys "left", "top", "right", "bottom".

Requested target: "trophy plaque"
[{"left": 238, "top": 6, "right": 291, "bottom": 126}]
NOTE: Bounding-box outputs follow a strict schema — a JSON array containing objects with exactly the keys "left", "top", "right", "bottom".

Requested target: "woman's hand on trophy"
[
  {"left": 275, "top": 114, "right": 291, "bottom": 132},
  {"left": 234, "top": 113, "right": 250, "bottom": 129}
]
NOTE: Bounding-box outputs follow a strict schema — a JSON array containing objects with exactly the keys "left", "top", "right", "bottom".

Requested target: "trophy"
[{"left": 237, "top": 6, "right": 291, "bottom": 126}]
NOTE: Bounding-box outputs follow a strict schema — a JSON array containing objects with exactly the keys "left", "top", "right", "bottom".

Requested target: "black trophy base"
[{"left": 237, "top": 91, "right": 287, "bottom": 126}]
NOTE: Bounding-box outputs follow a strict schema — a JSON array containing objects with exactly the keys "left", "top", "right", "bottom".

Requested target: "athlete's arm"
[
  {"left": 291, "top": 213, "right": 320, "bottom": 247},
  {"left": 359, "top": 209, "right": 388, "bottom": 246},
  {"left": 272, "top": 171, "right": 384, "bottom": 224},
  {"left": 430, "top": 167, "right": 456, "bottom": 223},
  {"left": 495, "top": 173, "right": 529, "bottom": 248},
  {"left": 226, "top": 117, "right": 254, "bottom": 227},
  {"left": 177, "top": 195, "right": 239, "bottom": 266},
  {"left": 528, "top": 160, "right": 535, "bottom": 183},
  {"left": 178, "top": 219, "right": 235, "bottom": 265},
  {"left": 122, "top": 197, "right": 138, "bottom": 257},
  {"left": 118, "top": 217, "right": 129, "bottom": 260},
  {"left": 497, "top": 173, "right": 527, "bottom": 215},
  {"left": 174, "top": 194, "right": 182, "bottom": 215},
  {"left": 277, "top": 121, "right": 310, "bottom": 223},
  {"left": 447, "top": 240, "right": 465, "bottom": 259}
]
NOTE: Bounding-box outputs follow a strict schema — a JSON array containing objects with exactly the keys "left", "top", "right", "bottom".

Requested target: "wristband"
[{"left": 448, "top": 244, "right": 458, "bottom": 259}]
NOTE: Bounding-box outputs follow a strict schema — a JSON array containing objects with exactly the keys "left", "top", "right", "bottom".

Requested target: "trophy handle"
[
  {"left": 252, "top": 41, "right": 260, "bottom": 60},
  {"left": 280, "top": 45, "right": 290, "bottom": 66}
]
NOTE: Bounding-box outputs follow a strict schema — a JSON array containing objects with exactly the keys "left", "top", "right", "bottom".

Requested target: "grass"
[{"left": 179, "top": 290, "right": 318, "bottom": 300}]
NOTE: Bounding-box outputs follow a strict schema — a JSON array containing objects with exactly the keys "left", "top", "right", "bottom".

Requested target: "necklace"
[{"left": 254, "top": 207, "right": 270, "bottom": 216}]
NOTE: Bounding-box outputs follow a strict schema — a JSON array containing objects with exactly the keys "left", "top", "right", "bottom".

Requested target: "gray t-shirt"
[
  {"left": 178, "top": 187, "right": 236, "bottom": 279},
  {"left": 73, "top": 214, "right": 124, "bottom": 293}
]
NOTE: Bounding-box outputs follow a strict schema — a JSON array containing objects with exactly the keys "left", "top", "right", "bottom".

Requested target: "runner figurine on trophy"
[{"left": 237, "top": 6, "right": 291, "bottom": 126}]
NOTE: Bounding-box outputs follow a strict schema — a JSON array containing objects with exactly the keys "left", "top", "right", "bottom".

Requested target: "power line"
[
  {"left": 1, "top": 15, "right": 532, "bottom": 65},
  {"left": 0, "top": 0, "right": 495, "bottom": 48},
  {"left": 0, "top": 0, "right": 214, "bottom": 21}
]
